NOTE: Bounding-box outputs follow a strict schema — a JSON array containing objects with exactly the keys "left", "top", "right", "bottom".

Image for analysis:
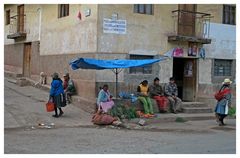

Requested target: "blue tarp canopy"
[
  {"left": 69, "top": 57, "right": 165, "bottom": 70},
  {"left": 69, "top": 57, "right": 166, "bottom": 98}
]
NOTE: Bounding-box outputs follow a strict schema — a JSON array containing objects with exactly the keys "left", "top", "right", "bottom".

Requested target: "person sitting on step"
[
  {"left": 63, "top": 73, "right": 76, "bottom": 104},
  {"left": 97, "top": 84, "right": 115, "bottom": 113},
  {"left": 164, "top": 77, "right": 182, "bottom": 114},
  {"left": 137, "top": 80, "right": 154, "bottom": 118},
  {"left": 149, "top": 77, "right": 169, "bottom": 113}
]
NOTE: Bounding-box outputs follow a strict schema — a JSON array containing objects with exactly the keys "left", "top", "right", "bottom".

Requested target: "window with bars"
[
  {"left": 129, "top": 55, "right": 153, "bottom": 74},
  {"left": 58, "top": 4, "right": 69, "bottom": 18},
  {"left": 223, "top": 5, "right": 236, "bottom": 25},
  {"left": 214, "top": 59, "right": 232, "bottom": 76},
  {"left": 5, "top": 10, "right": 10, "bottom": 25},
  {"left": 134, "top": 4, "right": 153, "bottom": 15}
]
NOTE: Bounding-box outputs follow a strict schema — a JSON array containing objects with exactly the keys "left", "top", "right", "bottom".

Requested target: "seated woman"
[
  {"left": 137, "top": 80, "right": 154, "bottom": 118},
  {"left": 97, "top": 84, "right": 114, "bottom": 112}
]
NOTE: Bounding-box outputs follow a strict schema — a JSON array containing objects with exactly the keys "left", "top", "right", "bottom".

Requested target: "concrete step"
[
  {"left": 5, "top": 78, "right": 17, "bottom": 84},
  {"left": 4, "top": 71, "right": 23, "bottom": 78},
  {"left": 182, "top": 102, "right": 208, "bottom": 108},
  {"left": 182, "top": 107, "right": 213, "bottom": 113},
  {"left": 128, "top": 113, "right": 217, "bottom": 124}
]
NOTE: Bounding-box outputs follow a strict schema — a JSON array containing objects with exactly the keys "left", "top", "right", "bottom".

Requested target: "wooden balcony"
[
  {"left": 168, "top": 10, "right": 213, "bottom": 44},
  {"left": 7, "top": 14, "right": 27, "bottom": 40}
]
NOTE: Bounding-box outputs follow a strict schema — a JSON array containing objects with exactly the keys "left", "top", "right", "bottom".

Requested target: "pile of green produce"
[
  {"left": 108, "top": 104, "right": 137, "bottom": 120},
  {"left": 175, "top": 117, "right": 187, "bottom": 123}
]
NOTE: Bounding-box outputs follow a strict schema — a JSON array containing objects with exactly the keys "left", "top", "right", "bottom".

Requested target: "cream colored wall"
[
  {"left": 197, "top": 4, "right": 223, "bottom": 24},
  {"left": 4, "top": 4, "right": 42, "bottom": 44},
  {"left": 40, "top": 4, "right": 98, "bottom": 55},
  {"left": 97, "top": 4, "right": 178, "bottom": 56},
  {"left": 4, "top": 5, "right": 17, "bottom": 44}
]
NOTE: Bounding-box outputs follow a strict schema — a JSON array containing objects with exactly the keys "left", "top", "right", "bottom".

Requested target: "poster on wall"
[
  {"left": 184, "top": 61, "right": 193, "bottom": 77},
  {"left": 188, "top": 43, "right": 198, "bottom": 56},
  {"left": 103, "top": 18, "right": 127, "bottom": 34}
]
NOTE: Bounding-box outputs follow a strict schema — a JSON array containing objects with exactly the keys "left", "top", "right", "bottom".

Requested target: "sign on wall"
[
  {"left": 103, "top": 18, "right": 127, "bottom": 34},
  {"left": 184, "top": 61, "right": 193, "bottom": 77}
]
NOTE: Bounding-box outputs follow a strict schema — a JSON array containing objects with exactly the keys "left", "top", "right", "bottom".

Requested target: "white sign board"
[{"left": 103, "top": 18, "right": 127, "bottom": 34}]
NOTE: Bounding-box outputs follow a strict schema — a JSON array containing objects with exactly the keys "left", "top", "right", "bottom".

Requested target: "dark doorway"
[{"left": 173, "top": 58, "right": 197, "bottom": 101}]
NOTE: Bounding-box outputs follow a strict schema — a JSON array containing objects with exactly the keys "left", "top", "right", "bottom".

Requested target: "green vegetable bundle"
[{"left": 108, "top": 104, "right": 137, "bottom": 120}]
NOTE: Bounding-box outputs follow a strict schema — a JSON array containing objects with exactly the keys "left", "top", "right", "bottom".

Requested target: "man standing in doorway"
[{"left": 164, "top": 77, "right": 182, "bottom": 114}]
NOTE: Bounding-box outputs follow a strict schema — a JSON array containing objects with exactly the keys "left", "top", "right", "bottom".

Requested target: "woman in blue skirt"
[
  {"left": 215, "top": 78, "right": 232, "bottom": 126},
  {"left": 49, "top": 72, "right": 66, "bottom": 118}
]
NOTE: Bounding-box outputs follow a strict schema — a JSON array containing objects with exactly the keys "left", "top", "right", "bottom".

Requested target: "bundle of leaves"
[
  {"left": 108, "top": 104, "right": 137, "bottom": 120},
  {"left": 228, "top": 107, "right": 236, "bottom": 117},
  {"left": 175, "top": 117, "right": 187, "bottom": 123}
]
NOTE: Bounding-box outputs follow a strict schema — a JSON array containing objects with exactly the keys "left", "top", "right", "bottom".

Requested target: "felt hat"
[
  {"left": 222, "top": 78, "right": 232, "bottom": 85},
  {"left": 63, "top": 73, "right": 69, "bottom": 77}
]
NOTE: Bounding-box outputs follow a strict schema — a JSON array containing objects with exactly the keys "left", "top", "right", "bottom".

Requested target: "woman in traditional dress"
[
  {"left": 97, "top": 84, "right": 114, "bottom": 112},
  {"left": 49, "top": 72, "right": 66, "bottom": 117},
  {"left": 215, "top": 78, "right": 232, "bottom": 126},
  {"left": 137, "top": 80, "right": 154, "bottom": 118}
]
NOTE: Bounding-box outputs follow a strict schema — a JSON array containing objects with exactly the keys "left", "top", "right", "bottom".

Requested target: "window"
[
  {"left": 134, "top": 4, "right": 153, "bottom": 15},
  {"left": 214, "top": 59, "right": 232, "bottom": 76},
  {"left": 223, "top": 5, "right": 236, "bottom": 25},
  {"left": 58, "top": 4, "right": 69, "bottom": 18},
  {"left": 6, "top": 10, "right": 10, "bottom": 25},
  {"left": 129, "top": 55, "right": 153, "bottom": 74}
]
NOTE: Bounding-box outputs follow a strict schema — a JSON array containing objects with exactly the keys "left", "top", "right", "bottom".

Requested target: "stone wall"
[
  {"left": 4, "top": 43, "right": 24, "bottom": 74},
  {"left": 197, "top": 83, "right": 236, "bottom": 109}
]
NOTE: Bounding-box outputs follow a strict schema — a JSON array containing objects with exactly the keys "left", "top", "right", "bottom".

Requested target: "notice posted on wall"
[{"left": 103, "top": 18, "right": 127, "bottom": 34}]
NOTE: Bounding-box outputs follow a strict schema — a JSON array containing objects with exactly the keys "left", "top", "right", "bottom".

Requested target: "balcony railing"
[
  {"left": 7, "top": 14, "right": 27, "bottom": 39},
  {"left": 168, "top": 10, "right": 213, "bottom": 44}
]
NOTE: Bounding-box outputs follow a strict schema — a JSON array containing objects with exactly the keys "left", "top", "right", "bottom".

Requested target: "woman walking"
[
  {"left": 49, "top": 72, "right": 66, "bottom": 118},
  {"left": 215, "top": 78, "right": 232, "bottom": 126}
]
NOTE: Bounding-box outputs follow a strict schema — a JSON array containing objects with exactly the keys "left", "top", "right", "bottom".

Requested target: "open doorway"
[{"left": 173, "top": 57, "right": 197, "bottom": 101}]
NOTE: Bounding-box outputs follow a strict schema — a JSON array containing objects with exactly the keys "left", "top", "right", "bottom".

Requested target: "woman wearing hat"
[
  {"left": 63, "top": 72, "right": 76, "bottom": 104},
  {"left": 215, "top": 78, "right": 232, "bottom": 126},
  {"left": 49, "top": 72, "right": 66, "bottom": 117}
]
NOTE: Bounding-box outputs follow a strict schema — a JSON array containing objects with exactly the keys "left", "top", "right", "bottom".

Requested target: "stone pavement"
[
  {"left": 4, "top": 78, "right": 93, "bottom": 129},
  {"left": 4, "top": 75, "right": 236, "bottom": 132}
]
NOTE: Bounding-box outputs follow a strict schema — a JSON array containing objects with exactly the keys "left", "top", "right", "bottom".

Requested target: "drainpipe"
[{"left": 37, "top": 7, "right": 41, "bottom": 41}]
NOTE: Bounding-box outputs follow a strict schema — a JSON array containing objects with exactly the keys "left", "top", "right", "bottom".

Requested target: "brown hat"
[{"left": 63, "top": 73, "right": 69, "bottom": 77}]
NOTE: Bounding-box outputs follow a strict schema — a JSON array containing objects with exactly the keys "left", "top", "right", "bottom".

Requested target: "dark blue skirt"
[{"left": 53, "top": 93, "right": 66, "bottom": 108}]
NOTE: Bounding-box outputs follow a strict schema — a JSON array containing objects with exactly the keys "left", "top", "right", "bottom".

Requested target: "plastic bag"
[{"left": 46, "top": 101, "right": 55, "bottom": 112}]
